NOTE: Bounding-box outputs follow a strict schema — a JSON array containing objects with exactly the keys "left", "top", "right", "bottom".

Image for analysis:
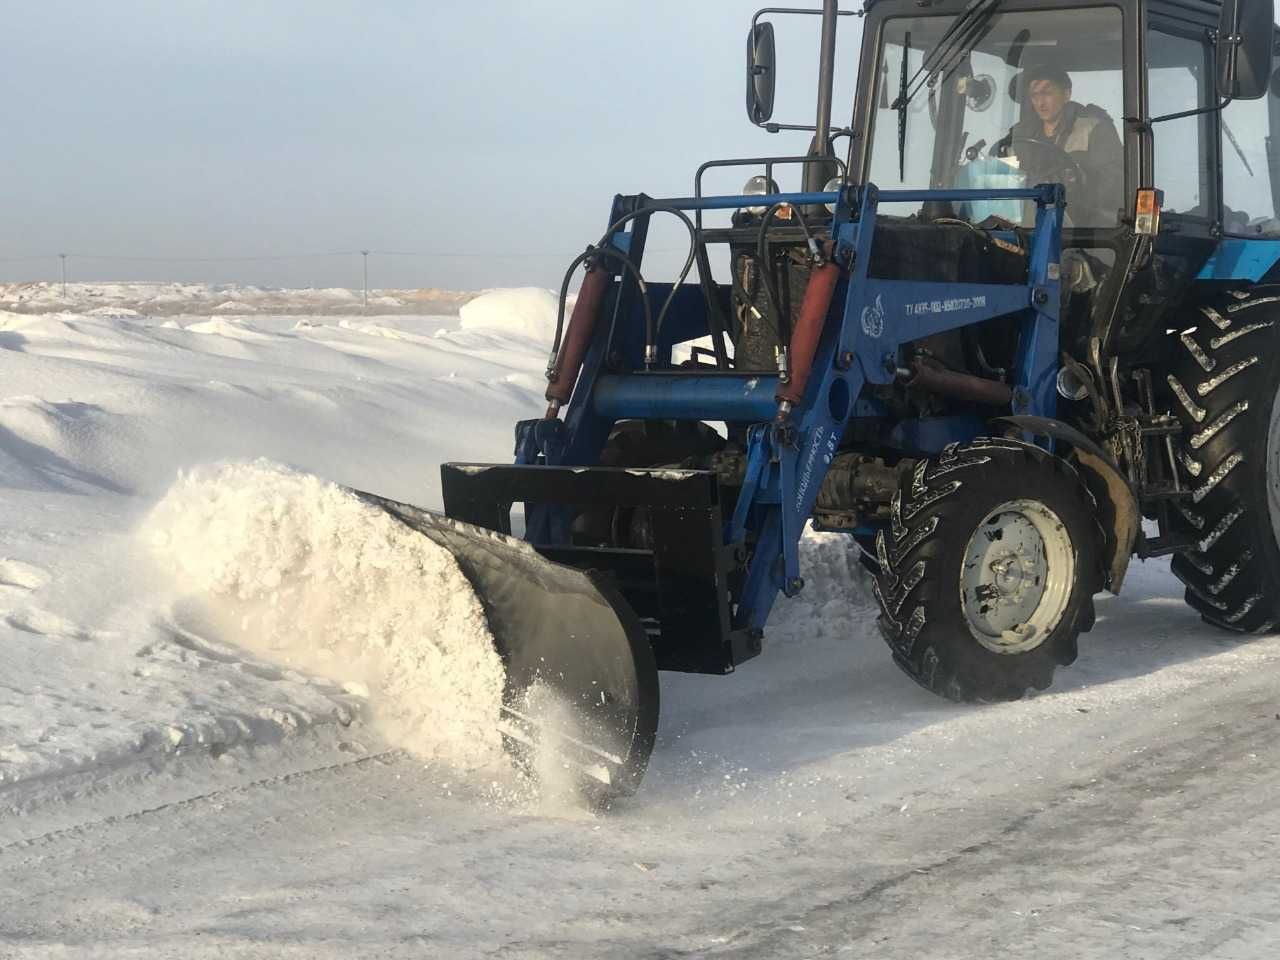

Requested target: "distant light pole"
[
  {"left": 59, "top": 253, "right": 67, "bottom": 299},
  {"left": 361, "top": 250, "right": 370, "bottom": 311}
]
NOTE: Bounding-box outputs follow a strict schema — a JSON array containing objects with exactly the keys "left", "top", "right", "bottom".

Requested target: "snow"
[
  {"left": 458, "top": 286, "right": 563, "bottom": 343},
  {"left": 0, "top": 286, "right": 546, "bottom": 790},
  {"left": 0, "top": 281, "right": 475, "bottom": 318},
  {"left": 212, "top": 299, "right": 256, "bottom": 313},
  {"left": 3, "top": 282, "right": 1280, "bottom": 955},
  {"left": 143, "top": 461, "right": 506, "bottom": 770}
]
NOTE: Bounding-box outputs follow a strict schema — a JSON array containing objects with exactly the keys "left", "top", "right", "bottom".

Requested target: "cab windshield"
[{"left": 868, "top": 7, "right": 1125, "bottom": 228}]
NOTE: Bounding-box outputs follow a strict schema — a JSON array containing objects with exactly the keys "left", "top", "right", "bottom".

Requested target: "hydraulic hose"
[
  {"left": 596, "top": 206, "right": 698, "bottom": 367},
  {"left": 755, "top": 212, "right": 787, "bottom": 345},
  {"left": 546, "top": 246, "right": 651, "bottom": 416},
  {"left": 730, "top": 254, "right": 779, "bottom": 343},
  {"left": 693, "top": 240, "right": 732, "bottom": 370},
  {"left": 549, "top": 246, "right": 651, "bottom": 363},
  {"left": 551, "top": 247, "right": 648, "bottom": 361},
  {"left": 550, "top": 249, "right": 592, "bottom": 363},
  {"left": 589, "top": 244, "right": 652, "bottom": 358},
  {"left": 546, "top": 265, "right": 613, "bottom": 410},
  {"left": 754, "top": 202, "right": 823, "bottom": 345},
  {"left": 550, "top": 204, "right": 701, "bottom": 377}
]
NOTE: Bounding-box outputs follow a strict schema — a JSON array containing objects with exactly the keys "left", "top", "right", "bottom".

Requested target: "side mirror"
[
  {"left": 747, "top": 22, "right": 777, "bottom": 125},
  {"left": 1217, "top": 0, "right": 1275, "bottom": 100}
]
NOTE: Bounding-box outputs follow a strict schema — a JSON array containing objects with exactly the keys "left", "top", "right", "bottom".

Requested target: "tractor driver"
[{"left": 1002, "top": 64, "right": 1124, "bottom": 227}]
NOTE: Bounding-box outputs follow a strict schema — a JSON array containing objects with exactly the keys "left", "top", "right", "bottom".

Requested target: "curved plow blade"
[{"left": 350, "top": 490, "right": 659, "bottom": 798}]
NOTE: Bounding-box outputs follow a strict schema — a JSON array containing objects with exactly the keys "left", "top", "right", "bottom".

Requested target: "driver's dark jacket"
[{"left": 1012, "top": 101, "right": 1124, "bottom": 226}]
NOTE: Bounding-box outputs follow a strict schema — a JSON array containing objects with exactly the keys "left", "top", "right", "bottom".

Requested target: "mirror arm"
[
  {"left": 747, "top": 6, "right": 865, "bottom": 133},
  {"left": 1127, "top": 96, "right": 1234, "bottom": 132},
  {"left": 762, "top": 121, "right": 821, "bottom": 133}
]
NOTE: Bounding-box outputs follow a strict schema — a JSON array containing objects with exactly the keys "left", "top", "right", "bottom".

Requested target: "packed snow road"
[
  {"left": 1, "top": 285, "right": 1278, "bottom": 957},
  {"left": 3, "top": 561, "right": 1280, "bottom": 958}
]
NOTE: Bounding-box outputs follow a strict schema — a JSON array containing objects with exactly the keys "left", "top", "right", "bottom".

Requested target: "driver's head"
[{"left": 1026, "top": 65, "right": 1072, "bottom": 126}]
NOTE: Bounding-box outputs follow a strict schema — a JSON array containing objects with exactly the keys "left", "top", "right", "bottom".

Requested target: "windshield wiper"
[
  {"left": 1223, "top": 117, "right": 1255, "bottom": 177},
  {"left": 898, "top": 31, "right": 911, "bottom": 180},
  {"left": 891, "top": 0, "right": 1004, "bottom": 179},
  {"left": 908, "top": 0, "right": 1002, "bottom": 104}
]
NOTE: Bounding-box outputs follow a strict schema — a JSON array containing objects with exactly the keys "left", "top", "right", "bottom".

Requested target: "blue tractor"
[{"left": 377, "top": 0, "right": 1280, "bottom": 797}]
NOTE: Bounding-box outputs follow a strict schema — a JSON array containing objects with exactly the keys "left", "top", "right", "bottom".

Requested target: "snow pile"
[
  {"left": 183, "top": 317, "right": 275, "bottom": 340},
  {"left": 86, "top": 305, "right": 142, "bottom": 319},
  {"left": 0, "top": 281, "right": 477, "bottom": 318},
  {"left": 313, "top": 287, "right": 358, "bottom": 302},
  {"left": 142, "top": 460, "right": 507, "bottom": 770},
  {"left": 798, "top": 530, "right": 876, "bottom": 615},
  {"left": 459, "top": 287, "right": 560, "bottom": 343}
]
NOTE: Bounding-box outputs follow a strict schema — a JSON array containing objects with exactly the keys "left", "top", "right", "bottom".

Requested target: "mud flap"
[
  {"left": 350, "top": 489, "right": 659, "bottom": 798},
  {"left": 993, "top": 415, "right": 1140, "bottom": 593}
]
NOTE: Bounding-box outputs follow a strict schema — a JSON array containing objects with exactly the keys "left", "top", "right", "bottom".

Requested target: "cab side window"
[
  {"left": 1221, "top": 65, "right": 1280, "bottom": 236},
  {"left": 1148, "top": 28, "right": 1214, "bottom": 219}
]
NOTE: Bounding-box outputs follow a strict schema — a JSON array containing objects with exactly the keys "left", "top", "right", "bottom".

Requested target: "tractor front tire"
[
  {"left": 874, "top": 439, "right": 1104, "bottom": 701},
  {"left": 1167, "top": 288, "right": 1280, "bottom": 632}
]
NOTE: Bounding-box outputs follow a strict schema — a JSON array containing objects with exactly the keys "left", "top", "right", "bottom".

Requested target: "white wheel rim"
[{"left": 959, "top": 498, "right": 1075, "bottom": 655}]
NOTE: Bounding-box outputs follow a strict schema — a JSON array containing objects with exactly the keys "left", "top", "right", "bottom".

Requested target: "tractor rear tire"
[
  {"left": 874, "top": 438, "right": 1104, "bottom": 701},
  {"left": 1166, "top": 288, "right": 1280, "bottom": 632}
]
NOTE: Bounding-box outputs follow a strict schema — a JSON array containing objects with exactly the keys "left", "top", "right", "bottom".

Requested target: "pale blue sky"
[{"left": 2, "top": 2, "right": 863, "bottom": 291}]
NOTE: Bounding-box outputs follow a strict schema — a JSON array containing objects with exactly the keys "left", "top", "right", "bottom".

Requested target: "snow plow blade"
[{"left": 350, "top": 489, "right": 659, "bottom": 799}]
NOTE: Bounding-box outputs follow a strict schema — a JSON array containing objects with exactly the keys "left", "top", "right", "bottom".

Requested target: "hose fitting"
[{"left": 776, "top": 345, "right": 791, "bottom": 384}]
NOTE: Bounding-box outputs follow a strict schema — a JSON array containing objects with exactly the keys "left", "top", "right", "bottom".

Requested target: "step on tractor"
[{"left": 368, "top": 0, "right": 1280, "bottom": 798}]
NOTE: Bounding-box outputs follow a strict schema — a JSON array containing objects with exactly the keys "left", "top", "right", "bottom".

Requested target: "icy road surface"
[
  {"left": 0, "top": 284, "right": 1277, "bottom": 957},
  {"left": 5, "top": 565, "right": 1280, "bottom": 958}
]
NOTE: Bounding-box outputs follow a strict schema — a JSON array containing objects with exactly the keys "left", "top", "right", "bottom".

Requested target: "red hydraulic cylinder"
[
  {"left": 545, "top": 266, "right": 611, "bottom": 412},
  {"left": 775, "top": 260, "right": 841, "bottom": 408}
]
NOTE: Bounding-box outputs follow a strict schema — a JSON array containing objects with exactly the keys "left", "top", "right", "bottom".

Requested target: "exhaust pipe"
[{"left": 803, "top": 0, "right": 840, "bottom": 194}]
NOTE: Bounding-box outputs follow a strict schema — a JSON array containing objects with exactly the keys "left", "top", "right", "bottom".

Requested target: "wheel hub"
[
  {"left": 960, "top": 499, "right": 1075, "bottom": 655},
  {"left": 985, "top": 551, "right": 1035, "bottom": 595}
]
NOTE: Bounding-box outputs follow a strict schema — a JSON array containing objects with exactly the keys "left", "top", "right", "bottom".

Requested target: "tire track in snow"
[{"left": 0, "top": 748, "right": 405, "bottom": 856}]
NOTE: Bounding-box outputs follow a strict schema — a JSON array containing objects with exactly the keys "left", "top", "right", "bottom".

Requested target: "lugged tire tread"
[
  {"left": 1166, "top": 287, "right": 1280, "bottom": 632},
  {"left": 874, "top": 439, "right": 1104, "bottom": 702}
]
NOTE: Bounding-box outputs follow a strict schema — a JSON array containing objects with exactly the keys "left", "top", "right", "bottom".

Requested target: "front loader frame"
[{"left": 443, "top": 183, "right": 1065, "bottom": 674}]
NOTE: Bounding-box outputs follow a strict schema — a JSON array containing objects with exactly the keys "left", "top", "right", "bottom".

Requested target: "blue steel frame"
[
  {"left": 1195, "top": 237, "right": 1280, "bottom": 281},
  {"left": 520, "top": 183, "right": 1064, "bottom": 634}
]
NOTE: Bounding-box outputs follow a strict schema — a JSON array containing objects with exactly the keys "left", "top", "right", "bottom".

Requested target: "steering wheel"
[{"left": 991, "top": 137, "right": 1087, "bottom": 190}]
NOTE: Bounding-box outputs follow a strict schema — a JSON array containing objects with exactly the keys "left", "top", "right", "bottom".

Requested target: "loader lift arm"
[{"left": 442, "top": 181, "right": 1065, "bottom": 673}]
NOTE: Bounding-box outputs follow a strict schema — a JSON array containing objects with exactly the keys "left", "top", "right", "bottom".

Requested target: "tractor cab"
[
  {"left": 861, "top": 4, "right": 1126, "bottom": 232},
  {"left": 859, "top": 2, "right": 1127, "bottom": 348},
  {"left": 751, "top": 0, "right": 1279, "bottom": 360}
]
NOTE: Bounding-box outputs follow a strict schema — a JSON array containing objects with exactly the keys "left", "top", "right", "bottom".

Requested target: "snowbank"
[
  {"left": 0, "top": 289, "right": 547, "bottom": 792},
  {"left": 458, "top": 287, "right": 560, "bottom": 343},
  {"left": 0, "top": 281, "right": 476, "bottom": 318},
  {"left": 142, "top": 461, "right": 507, "bottom": 770},
  {"left": 213, "top": 300, "right": 258, "bottom": 313}
]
